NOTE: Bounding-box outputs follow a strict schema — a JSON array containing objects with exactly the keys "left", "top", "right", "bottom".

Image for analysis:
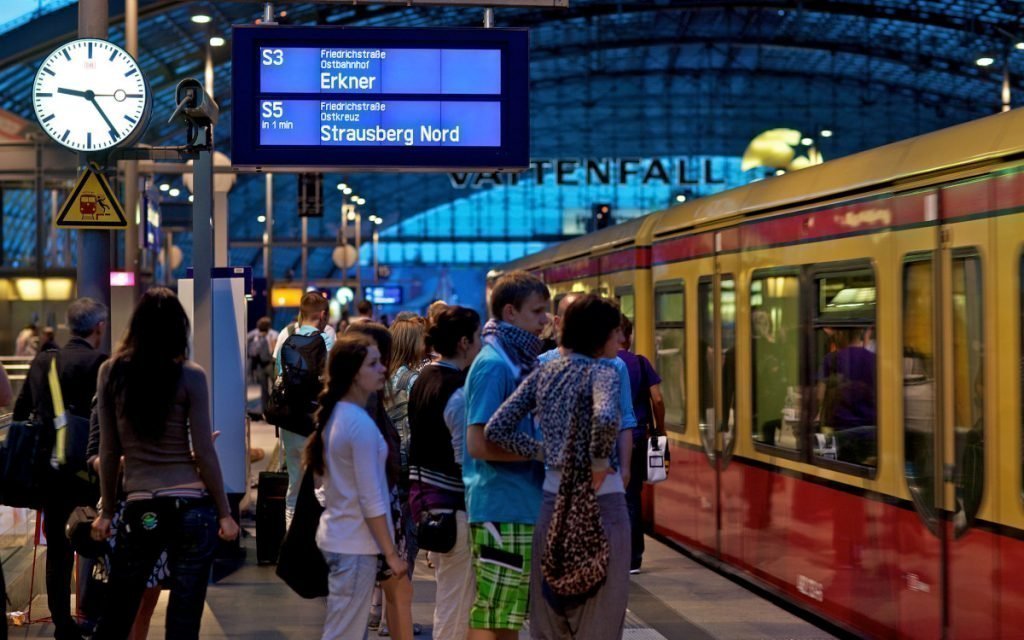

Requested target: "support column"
[
  {"left": 78, "top": 0, "right": 112, "bottom": 353},
  {"left": 264, "top": 174, "right": 273, "bottom": 312},
  {"left": 214, "top": 188, "right": 229, "bottom": 265},
  {"left": 122, "top": 0, "right": 140, "bottom": 282},
  {"left": 192, "top": 147, "right": 214, "bottom": 382}
]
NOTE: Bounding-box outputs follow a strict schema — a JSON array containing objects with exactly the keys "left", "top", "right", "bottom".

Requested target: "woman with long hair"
[
  {"left": 387, "top": 317, "right": 426, "bottom": 476},
  {"left": 305, "top": 336, "right": 407, "bottom": 640},
  {"left": 91, "top": 288, "right": 239, "bottom": 640},
  {"left": 347, "top": 322, "right": 416, "bottom": 640}
]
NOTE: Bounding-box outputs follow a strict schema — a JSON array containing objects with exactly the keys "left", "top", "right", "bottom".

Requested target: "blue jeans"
[
  {"left": 320, "top": 550, "right": 378, "bottom": 640},
  {"left": 95, "top": 497, "right": 219, "bottom": 640}
]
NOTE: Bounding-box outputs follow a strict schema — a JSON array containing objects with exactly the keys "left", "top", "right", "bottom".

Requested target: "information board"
[
  {"left": 232, "top": 27, "right": 529, "bottom": 171},
  {"left": 364, "top": 286, "right": 403, "bottom": 305}
]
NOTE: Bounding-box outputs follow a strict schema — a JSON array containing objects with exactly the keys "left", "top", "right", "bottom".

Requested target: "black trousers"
[
  {"left": 43, "top": 488, "right": 79, "bottom": 638},
  {"left": 625, "top": 434, "right": 648, "bottom": 570}
]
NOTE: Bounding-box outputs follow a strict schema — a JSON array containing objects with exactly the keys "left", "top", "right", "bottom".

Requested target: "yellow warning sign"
[{"left": 54, "top": 168, "right": 127, "bottom": 229}]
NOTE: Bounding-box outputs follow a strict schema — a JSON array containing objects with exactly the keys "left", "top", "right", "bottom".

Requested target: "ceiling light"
[
  {"left": 801, "top": 137, "right": 814, "bottom": 146},
  {"left": 188, "top": 195, "right": 194, "bottom": 203},
  {"left": 169, "top": 188, "right": 181, "bottom": 197},
  {"left": 191, "top": 14, "right": 212, "bottom": 24},
  {"left": 350, "top": 195, "right": 359, "bottom": 202},
  {"left": 337, "top": 183, "right": 348, "bottom": 191},
  {"left": 820, "top": 129, "right": 833, "bottom": 138},
  {"left": 159, "top": 183, "right": 170, "bottom": 192},
  {"left": 257, "top": 215, "right": 266, "bottom": 223},
  {"left": 675, "top": 194, "right": 687, "bottom": 203},
  {"left": 347, "top": 212, "right": 356, "bottom": 221},
  {"left": 1016, "top": 42, "right": 1024, "bottom": 51},
  {"left": 209, "top": 36, "right": 226, "bottom": 47},
  {"left": 357, "top": 198, "right": 366, "bottom": 205},
  {"left": 976, "top": 56, "right": 995, "bottom": 67},
  {"left": 343, "top": 187, "right": 352, "bottom": 195}
]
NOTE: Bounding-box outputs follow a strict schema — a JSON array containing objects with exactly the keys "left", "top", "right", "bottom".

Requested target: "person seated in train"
[{"left": 816, "top": 326, "right": 877, "bottom": 465}]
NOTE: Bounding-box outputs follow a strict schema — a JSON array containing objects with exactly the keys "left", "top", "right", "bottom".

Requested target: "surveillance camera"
[{"left": 168, "top": 78, "right": 219, "bottom": 127}]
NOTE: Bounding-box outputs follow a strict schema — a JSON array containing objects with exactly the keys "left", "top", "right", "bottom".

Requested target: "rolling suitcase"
[{"left": 256, "top": 470, "right": 288, "bottom": 564}]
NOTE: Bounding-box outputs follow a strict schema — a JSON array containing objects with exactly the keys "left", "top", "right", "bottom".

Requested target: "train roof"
[{"left": 655, "top": 108, "right": 1024, "bottom": 238}]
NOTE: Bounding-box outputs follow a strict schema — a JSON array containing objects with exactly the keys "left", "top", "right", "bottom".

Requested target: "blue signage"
[
  {"left": 232, "top": 27, "right": 529, "bottom": 171},
  {"left": 364, "top": 286, "right": 403, "bottom": 305}
]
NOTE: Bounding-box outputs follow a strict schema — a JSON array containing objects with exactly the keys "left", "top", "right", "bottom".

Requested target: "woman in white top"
[{"left": 305, "top": 336, "right": 408, "bottom": 640}]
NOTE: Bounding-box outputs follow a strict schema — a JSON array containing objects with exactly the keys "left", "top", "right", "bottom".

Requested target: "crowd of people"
[
  {"left": 261, "top": 270, "right": 668, "bottom": 640},
  {"left": 0, "top": 268, "right": 669, "bottom": 640}
]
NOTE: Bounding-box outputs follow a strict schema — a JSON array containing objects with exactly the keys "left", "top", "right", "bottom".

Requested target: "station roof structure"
[{"left": 0, "top": 0, "right": 1021, "bottom": 277}]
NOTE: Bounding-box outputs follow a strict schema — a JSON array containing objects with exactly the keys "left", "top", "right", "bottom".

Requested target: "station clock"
[{"left": 32, "top": 38, "right": 152, "bottom": 153}]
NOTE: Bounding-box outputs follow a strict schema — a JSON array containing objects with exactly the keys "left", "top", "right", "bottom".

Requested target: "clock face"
[{"left": 33, "top": 38, "right": 151, "bottom": 152}]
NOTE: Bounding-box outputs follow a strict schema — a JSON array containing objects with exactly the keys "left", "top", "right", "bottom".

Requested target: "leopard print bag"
[{"left": 541, "top": 368, "right": 610, "bottom": 597}]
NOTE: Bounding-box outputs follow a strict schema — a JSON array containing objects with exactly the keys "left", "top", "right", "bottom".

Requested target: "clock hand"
[
  {"left": 57, "top": 88, "right": 142, "bottom": 99},
  {"left": 89, "top": 98, "right": 118, "bottom": 139}
]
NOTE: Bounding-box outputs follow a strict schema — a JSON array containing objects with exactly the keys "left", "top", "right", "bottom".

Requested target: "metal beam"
[
  {"left": 217, "top": 0, "right": 568, "bottom": 6},
  {"left": 0, "top": 0, "right": 180, "bottom": 69}
]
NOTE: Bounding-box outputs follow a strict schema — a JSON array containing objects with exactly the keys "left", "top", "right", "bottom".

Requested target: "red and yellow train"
[{"left": 500, "top": 108, "right": 1024, "bottom": 639}]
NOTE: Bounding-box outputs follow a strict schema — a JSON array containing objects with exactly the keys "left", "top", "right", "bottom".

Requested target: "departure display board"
[{"left": 232, "top": 27, "right": 529, "bottom": 171}]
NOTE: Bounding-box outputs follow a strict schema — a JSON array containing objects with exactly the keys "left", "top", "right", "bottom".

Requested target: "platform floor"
[
  {"left": 9, "top": 408, "right": 838, "bottom": 639},
  {"left": 13, "top": 534, "right": 836, "bottom": 639}
]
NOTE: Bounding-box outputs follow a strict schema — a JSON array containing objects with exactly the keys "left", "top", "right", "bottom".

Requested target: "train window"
[
  {"left": 654, "top": 284, "right": 685, "bottom": 432},
  {"left": 698, "top": 276, "right": 736, "bottom": 454},
  {"left": 903, "top": 257, "right": 937, "bottom": 529},
  {"left": 950, "top": 252, "right": 983, "bottom": 536},
  {"left": 751, "top": 272, "right": 802, "bottom": 453},
  {"left": 617, "top": 288, "right": 635, "bottom": 322},
  {"left": 812, "top": 266, "right": 877, "bottom": 471}
]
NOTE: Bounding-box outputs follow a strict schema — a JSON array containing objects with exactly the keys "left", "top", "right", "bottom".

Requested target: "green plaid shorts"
[{"left": 469, "top": 522, "right": 534, "bottom": 630}]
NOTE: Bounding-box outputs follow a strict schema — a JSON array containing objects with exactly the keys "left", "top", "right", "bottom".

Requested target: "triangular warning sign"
[{"left": 55, "top": 168, "right": 127, "bottom": 229}]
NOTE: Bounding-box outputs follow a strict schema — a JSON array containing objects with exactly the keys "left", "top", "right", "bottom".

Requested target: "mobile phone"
[{"left": 479, "top": 545, "right": 525, "bottom": 572}]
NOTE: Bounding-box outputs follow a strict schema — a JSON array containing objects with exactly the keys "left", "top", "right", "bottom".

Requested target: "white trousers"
[{"left": 432, "top": 510, "right": 475, "bottom": 640}]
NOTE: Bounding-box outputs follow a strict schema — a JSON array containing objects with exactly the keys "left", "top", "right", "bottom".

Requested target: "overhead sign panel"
[{"left": 232, "top": 26, "right": 528, "bottom": 171}]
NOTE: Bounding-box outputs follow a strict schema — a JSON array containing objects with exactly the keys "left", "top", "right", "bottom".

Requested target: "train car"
[
  {"left": 502, "top": 108, "right": 1024, "bottom": 639},
  {"left": 491, "top": 216, "right": 660, "bottom": 358}
]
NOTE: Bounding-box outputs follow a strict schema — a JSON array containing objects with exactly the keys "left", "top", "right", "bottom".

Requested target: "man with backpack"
[
  {"left": 12, "top": 298, "right": 107, "bottom": 640},
  {"left": 271, "top": 293, "right": 333, "bottom": 527}
]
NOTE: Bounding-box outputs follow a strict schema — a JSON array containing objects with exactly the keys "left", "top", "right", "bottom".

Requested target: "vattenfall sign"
[{"left": 448, "top": 157, "right": 728, "bottom": 189}]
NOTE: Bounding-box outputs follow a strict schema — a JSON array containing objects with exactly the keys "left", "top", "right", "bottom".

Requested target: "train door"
[
  {"left": 901, "top": 193, "right": 990, "bottom": 639},
  {"left": 696, "top": 232, "right": 739, "bottom": 556}
]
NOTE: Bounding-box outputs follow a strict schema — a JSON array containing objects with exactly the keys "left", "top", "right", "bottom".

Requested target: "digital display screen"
[
  {"left": 232, "top": 27, "right": 528, "bottom": 170},
  {"left": 364, "top": 286, "right": 403, "bottom": 305}
]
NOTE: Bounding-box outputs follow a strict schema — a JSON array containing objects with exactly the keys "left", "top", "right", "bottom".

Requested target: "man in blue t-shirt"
[{"left": 464, "top": 271, "right": 550, "bottom": 640}]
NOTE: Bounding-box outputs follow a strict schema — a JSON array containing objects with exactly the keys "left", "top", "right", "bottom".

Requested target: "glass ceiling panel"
[{"left": 0, "top": 0, "right": 76, "bottom": 36}]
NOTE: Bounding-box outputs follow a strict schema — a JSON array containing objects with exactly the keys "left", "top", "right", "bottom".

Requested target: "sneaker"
[{"left": 377, "top": 620, "right": 389, "bottom": 637}]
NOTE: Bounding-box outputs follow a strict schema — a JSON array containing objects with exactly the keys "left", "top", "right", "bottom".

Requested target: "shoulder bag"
[
  {"left": 541, "top": 366, "right": 610, "bottom": 597},
  {"left": 276, "top": 464, "right": 328, "bottom": 598}
]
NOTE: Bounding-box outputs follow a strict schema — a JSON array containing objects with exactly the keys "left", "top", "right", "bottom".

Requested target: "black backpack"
[{"left": 264, "top": 330, "right": 327, "bottom": 436}]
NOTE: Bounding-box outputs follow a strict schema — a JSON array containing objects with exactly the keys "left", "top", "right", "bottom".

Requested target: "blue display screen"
[
  {"left": 364, "top": 286, "right": 403, "bottom": 305},
  {"left": 232, "top": 27, "right": 529, "bottom": 171}
]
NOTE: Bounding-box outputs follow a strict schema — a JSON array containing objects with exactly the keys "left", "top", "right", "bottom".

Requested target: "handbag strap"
[
  {"left": 47, "top": 354, "right": 69, "bottom": 465},
  {"left": 558, "top": 365, "right": 596, "bottom": 492}
]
